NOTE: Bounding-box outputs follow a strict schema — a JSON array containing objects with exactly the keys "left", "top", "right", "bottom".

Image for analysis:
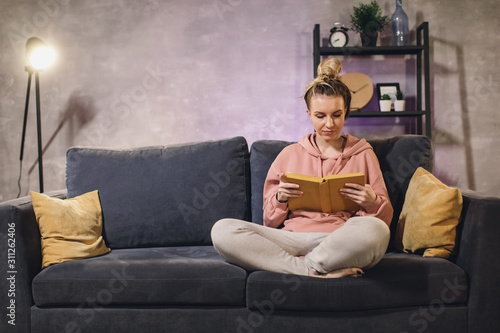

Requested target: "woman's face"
[{"left": 307, "top": 94, "right": 346, "bottom": 143}]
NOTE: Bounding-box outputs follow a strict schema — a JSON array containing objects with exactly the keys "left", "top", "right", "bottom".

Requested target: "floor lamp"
[{"left": 19, "top": 37, "right": 55, "bottom": 194}]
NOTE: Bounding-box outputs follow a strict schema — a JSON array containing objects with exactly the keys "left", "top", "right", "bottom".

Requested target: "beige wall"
[{"left": 0, "top": 0, "right": 499, "bottom": 201}]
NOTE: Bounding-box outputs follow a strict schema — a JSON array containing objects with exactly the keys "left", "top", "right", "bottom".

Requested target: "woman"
[{"left": 211, "top": 58, "right": 393, "bottom": 278}]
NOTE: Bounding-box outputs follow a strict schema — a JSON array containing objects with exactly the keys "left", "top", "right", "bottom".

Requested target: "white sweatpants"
[{"left": 211, "top": 216, "right": 390, "bottom": 276}]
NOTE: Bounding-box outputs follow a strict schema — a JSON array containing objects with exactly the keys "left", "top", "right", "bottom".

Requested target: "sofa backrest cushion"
[
  {"left": 249, "top": 135, "right": 433, "bottom": 233},
  {"left": 249, "top": 140, "right": 294, "bottom": 225},
  {"left": 66, "top": 137, "right": 250, "bottom": 249},
  {"left": 369, "top": 135, "right": 433, "bottom": 230}
]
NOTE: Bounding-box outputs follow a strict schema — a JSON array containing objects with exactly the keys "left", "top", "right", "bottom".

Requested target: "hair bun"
[{"left": 317, "top": 58, "right": 342, "bottom": 81}]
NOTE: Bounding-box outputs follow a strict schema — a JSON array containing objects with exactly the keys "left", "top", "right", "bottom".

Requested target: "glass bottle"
[{"left": 391, "top": 0, "right": 409, "bottom": 46}]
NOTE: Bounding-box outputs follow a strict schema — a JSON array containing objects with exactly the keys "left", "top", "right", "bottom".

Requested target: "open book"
[{"left": 284, "top": 172, "right": 365, "bottom": 213}]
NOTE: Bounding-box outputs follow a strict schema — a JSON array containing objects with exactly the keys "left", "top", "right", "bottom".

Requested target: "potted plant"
[
  {"left": 350, "top": 0, "right": 390, "bottom": 47},
  {"left": 394, "top": 90, "right": 405, "bottom": 111},
  {"left": 379, "top": 94, "right": 392, "bottom": 112}
]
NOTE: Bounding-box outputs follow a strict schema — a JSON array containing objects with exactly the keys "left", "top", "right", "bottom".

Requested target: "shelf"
[
  {"left": 313, "top": 22, "right": 431, "bottom": 138},
  {"left": 349, "top": 111, "right": 427, "bottom": 117},
  {"left": 319, "top": 45, "right": 424, "bottom": 56}
]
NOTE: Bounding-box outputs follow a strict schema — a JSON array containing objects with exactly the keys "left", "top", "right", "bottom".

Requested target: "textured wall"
[{"left": 0, "top": 0, "right": 499, "bottom": 201}]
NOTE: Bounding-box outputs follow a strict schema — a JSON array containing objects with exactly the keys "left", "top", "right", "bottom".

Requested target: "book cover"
[{"left": 284, "top": 172, "right": 365, "bottom": 213}]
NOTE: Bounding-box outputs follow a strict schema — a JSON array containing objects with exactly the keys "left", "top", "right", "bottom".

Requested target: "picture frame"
[{"left": 376, "top": 83, "right": 400, "bottom": 104}]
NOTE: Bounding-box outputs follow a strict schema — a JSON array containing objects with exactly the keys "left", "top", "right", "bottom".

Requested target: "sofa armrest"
[
  {"left": 454, "top": 190, "right": 500, "bottom": 332},
  {"left": 0, "top": 190, "right": 66, "bottom": 333}
]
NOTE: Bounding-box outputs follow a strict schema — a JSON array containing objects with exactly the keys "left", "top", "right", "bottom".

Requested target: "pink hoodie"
[{"left": 263, "top": 133, "right": 393, "bottom": 233}]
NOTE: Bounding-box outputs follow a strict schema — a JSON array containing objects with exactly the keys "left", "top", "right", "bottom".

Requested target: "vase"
[
  {"left": 391, "top": 0, "right": 409, "bottom": 46},
  {"left": 379, "top": 100, "right": 392, "bottom": 112},
  {"left": 361, "top": 32, "right": 378, "bottom": 47},
  {"left": 394, "top": 100, "right": 405, "bottom": 111}
]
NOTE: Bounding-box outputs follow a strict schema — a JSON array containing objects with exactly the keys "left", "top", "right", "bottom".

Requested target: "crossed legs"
[{"left": 211, "top": 216, "right": 390, "bottom": 278}]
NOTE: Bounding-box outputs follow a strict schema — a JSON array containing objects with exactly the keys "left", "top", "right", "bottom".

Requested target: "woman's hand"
[
  {"left": 276, "top": 173, "right": 303, "bottom": 203},
  {"left": 340, "top": 183, "right": 378, "bottom": 208}
]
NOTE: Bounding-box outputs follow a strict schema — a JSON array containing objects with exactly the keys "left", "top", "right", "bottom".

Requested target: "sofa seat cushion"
[
  {"left": 32, "top": 246, "right": 247, "bottom": 307},
  {"left": 246, "top": 252, "right": 467, "bottom": 312}
]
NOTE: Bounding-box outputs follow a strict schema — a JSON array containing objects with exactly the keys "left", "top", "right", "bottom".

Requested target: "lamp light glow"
[{"left": 26, "top": 37, "right": 55, "bottom": 70}]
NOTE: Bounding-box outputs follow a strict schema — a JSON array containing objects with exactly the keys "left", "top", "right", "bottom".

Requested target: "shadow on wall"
[
  {"left": 28, "top": 91, "right": 97, "bottom": 176},
  {"left": 411, "top": 10, "right": 474, "bottom": 190},
  {"left": 430, "top": 36, "right": 475, "bottom": 191}
]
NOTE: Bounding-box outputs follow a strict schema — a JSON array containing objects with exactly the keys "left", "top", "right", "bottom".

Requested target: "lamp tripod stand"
[
  {"left": 18, "top": 37, "right": 54, "bottom": 196},
  {"left": 19, "top": 66, "right": 44, "bottom": 193}
]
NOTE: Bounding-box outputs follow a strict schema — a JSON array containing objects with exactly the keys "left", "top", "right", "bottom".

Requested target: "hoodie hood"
[
  {"left": 298, "top": 133, "right": 372, "bottom": 159},
  {"left": 297, "top": 133, "right": 373, "bottom": 176}
]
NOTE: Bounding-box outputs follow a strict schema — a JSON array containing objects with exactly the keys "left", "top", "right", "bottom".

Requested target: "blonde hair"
[{"left": 303, "top": 58, "right": 352, "bottom": 118}]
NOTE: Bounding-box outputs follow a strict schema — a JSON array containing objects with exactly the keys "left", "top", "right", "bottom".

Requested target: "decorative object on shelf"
[
  {"left": 391, "top": 0, "right": 409, "bottom": 46},
  {"left": 394, "top": 90, "right": 405, "bottom": 111},
  {"left": 19, "top": 37, "right": 56, "bottom": 194},
  {"left": 379, "top": 94, "right": 392, "bottom": 112},
  {"left": 350, "top": 0, "right": 390, "bottom": 47},
  {"left": 329, "top": 23, "right": 349, "bottom": 47},
  {"left": 340, "top": 73, "right": 374, "bottom": 111},
  {"left": 376, "top": 82, "right": 400, "bottom": 110}
]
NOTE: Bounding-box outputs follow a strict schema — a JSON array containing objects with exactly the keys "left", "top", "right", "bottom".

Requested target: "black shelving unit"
[{"left": 313, "top": 22, "right": 431, "bottom": 138}]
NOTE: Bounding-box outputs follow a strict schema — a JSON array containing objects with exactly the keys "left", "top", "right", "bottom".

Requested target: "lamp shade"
[{"left": 26, "top": 37, "right": 55, "bottom": 70}]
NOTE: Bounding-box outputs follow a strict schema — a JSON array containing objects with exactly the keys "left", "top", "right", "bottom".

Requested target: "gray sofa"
[{"left": 1, "top": 135, "right": 499, "bottom": 333}]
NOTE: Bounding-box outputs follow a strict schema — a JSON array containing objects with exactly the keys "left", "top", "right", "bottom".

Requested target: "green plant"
[
  {"left": 381, "top": 94, "right": 391, "bottom": 100},
  {"left": 396, "top": 90, "right": 404, "bottom": 100},
  {"left": 350, "top": 1, "right": 390, "bottom": 34}
]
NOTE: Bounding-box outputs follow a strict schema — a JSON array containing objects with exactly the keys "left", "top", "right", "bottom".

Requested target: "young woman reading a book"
[{"left": 211, "top": 58, "right": 393, "bottom": 278}]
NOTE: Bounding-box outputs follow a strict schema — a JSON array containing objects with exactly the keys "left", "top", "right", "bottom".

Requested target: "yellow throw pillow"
[
  {"left": 395, "top": 167, "right": 463, "bottom": 258},
  {"left": 31, "top": 190, "right": 111, "bottom": 268}
]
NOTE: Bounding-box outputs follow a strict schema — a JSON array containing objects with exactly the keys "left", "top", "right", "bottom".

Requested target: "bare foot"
[
  {"left": 297, "top": 256, "right": 364, "bottom": 278},
  {"left": 308, "top": 267, "right": 364, "bottom": 278}
]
